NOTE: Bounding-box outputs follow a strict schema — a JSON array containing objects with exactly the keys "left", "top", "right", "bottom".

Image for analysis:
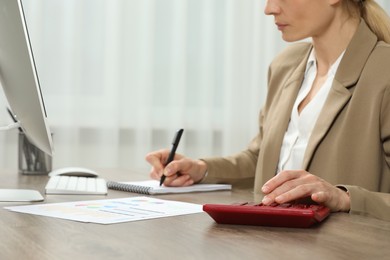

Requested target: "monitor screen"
[{"left": 0, "top": 0, "right": 53, "bottom": 156}]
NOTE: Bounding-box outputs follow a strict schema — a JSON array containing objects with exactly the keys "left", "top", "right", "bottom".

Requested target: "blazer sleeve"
[
  {"left": 341, "top": 185, "right": 390, "bottom": 221},
  {"left": 199, "top": 110, "right": 264, "bottom": 185},
  {"left": 340, "top": 83, "right": 390, "bottom": 221}
]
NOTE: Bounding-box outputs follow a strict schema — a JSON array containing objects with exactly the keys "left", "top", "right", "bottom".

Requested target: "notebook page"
[{"left": 109, "top": 180, "right": 231, "bottom": 195}]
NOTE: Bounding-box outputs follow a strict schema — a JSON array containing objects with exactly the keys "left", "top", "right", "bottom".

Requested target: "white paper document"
[{"left": 4, "top": 196, "right": 203, "bottom": 224}]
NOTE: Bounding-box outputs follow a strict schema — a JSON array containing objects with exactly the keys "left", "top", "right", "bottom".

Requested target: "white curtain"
[{"left": 1, "top": 0, "right": 389, "bottom": 172}]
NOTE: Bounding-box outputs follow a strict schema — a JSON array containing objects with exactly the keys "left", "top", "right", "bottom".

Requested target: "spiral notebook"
[{"left": 107, "top": 180, "right": 231, "bottom": 195}]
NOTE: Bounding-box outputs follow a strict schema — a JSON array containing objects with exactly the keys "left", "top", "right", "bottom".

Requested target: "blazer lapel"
[
  {"left": 260, "top": 54, "right": 308, "bottom": 183},
  {"left": 302, "top": 20, "right": 378, "bottom": 169},
  {"left": 301, "top": 81, "right": 351, "bottom": 169}
]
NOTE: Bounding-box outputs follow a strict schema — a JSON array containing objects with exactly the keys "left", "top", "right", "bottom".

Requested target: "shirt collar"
[
  {"left": 304, "top": 48, "right": 316, "bottom": 76},
  {"left": 304, "top": 48, "right": 345, "bottom": 77}
]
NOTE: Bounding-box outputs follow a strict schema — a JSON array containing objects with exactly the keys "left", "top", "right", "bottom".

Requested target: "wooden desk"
[{"left": 0, "top": 168, "right": 389, "bottom": 259}]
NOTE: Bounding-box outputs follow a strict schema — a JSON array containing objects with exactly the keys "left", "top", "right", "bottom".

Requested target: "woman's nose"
[{"left": 264, "top": 0, "right": 280, "bottom": 16}]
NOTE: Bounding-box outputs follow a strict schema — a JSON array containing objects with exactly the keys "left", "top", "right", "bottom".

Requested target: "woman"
[{"left": 146, "top": 0, "right": 390, "bottom": 221}]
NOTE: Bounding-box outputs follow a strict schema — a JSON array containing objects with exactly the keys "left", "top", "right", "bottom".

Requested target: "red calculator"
[{"left": 203, "top": 202, "right": 330, "bottom": 228}]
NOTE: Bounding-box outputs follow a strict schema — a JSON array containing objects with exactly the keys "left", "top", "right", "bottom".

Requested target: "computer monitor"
[
  {"left": 0, "top": 0, "right": 53, "bottom": 201},
  {"left": 0, "top": 0, "right": 53, "bottom": 155}
]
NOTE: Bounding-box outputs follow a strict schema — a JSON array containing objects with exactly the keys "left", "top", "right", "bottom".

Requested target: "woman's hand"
[
  {"left": 261, "top": 170, "right": 350, "bottom": 212},
  {"left": 145, "top": 149, "right": 208, "bottom": 186}
]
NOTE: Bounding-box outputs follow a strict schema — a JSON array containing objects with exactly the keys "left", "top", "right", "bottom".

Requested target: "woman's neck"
[{"left": 312, "top": 17, "right": 360, "bottom": 76}]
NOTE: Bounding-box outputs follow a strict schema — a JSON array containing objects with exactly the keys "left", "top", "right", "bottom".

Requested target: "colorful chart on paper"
[{"left": 4, "top": 197, "right": 203, "bottom": 224}]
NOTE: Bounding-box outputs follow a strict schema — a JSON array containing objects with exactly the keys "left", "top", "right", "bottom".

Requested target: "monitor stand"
[
  {"left": 0, "top": 124, "right": 45, "bottom": 202},
  {"left": 0, "top": 189, "right": 44, "bottom": 202}
]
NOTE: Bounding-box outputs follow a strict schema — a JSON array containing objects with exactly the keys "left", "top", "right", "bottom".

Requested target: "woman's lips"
[{"left": 276, "top": 23, "right": 288, "bottom": 30}]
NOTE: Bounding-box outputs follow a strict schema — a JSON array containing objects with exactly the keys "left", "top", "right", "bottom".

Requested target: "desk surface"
[{"left": 0, "top": 168, "right": 389, "bottom": 260}]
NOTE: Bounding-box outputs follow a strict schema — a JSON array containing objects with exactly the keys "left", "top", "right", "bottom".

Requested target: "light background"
[{"left": 1, "top": 0, "right": 389, "bottom": 173}]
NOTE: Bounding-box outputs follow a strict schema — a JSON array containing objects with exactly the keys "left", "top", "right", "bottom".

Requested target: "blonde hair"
[{"left": 345, "top": 0, "right": 390, "bottom": 43}]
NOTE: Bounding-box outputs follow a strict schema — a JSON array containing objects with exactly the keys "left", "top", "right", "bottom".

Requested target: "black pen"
[{"left": 160, "top": 128, "right": 184, "bottom": 186}]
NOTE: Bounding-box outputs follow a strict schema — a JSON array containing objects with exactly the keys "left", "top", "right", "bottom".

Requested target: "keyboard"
[
  {"left": 45, "top": 176, "right": 108, "bottom": 195},
  {"left": 203, "top": 202, "right": 330, "bottom": 228}
]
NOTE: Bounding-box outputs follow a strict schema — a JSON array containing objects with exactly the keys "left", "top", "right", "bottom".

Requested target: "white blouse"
[{"left": 277, "top": 49, "right": 345, "bottom": 173}]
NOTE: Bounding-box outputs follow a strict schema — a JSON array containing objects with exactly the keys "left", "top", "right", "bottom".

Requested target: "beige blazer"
[{"left": 202, "top": 20, "right": 390, "bottom": 221}]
